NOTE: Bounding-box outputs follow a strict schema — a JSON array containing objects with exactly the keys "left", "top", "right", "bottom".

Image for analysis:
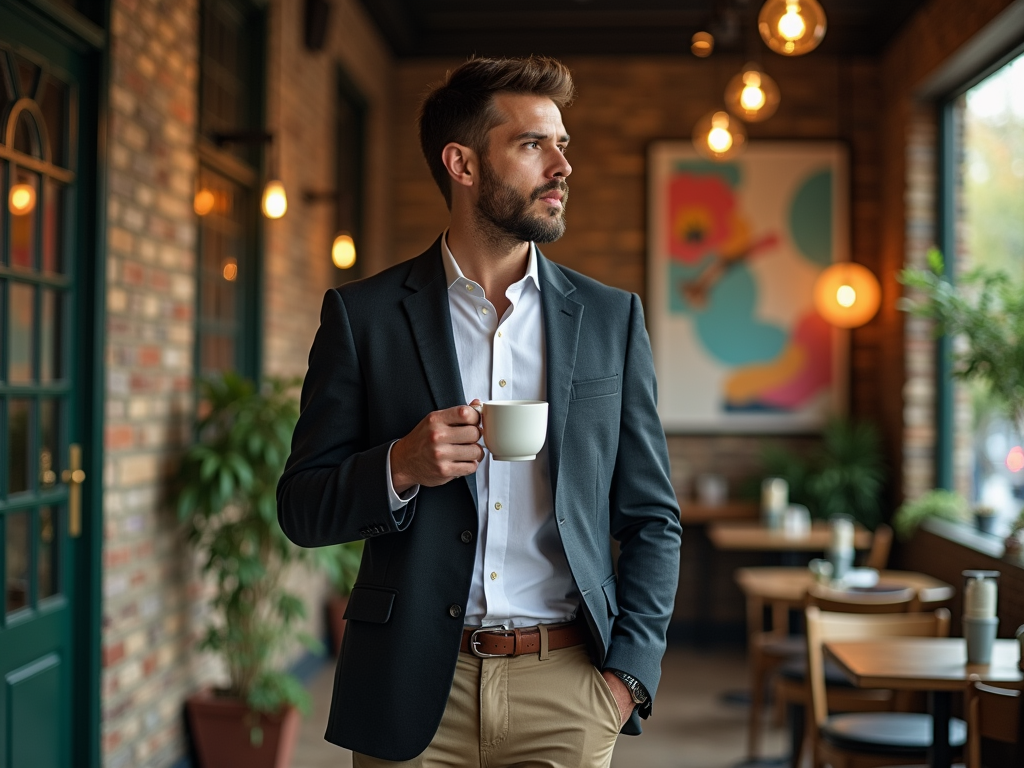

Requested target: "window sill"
[{"left": 921, "top": 518, "right": 1023, "bottom": 568}]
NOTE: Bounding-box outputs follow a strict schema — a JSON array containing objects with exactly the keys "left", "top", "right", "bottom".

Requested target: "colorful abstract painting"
[{"left": 647, "top": 141, "right": 849, "bottom": 432}]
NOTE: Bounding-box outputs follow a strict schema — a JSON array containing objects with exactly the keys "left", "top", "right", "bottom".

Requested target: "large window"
[
  {"left": 195, "top": 0, "right": 264, "bottom": 378},
  {"left": 946, "top": 51, "right": 1024, "bottom": 533}
]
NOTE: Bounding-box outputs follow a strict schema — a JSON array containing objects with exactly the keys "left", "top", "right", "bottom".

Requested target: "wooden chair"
[
  {"left": 874, "top": 681, "right": 1020, "bottom": 768},
  {"left": 862, "top": 524, "right": 894, "bottom": 571},
  {"left": 743, "top": 523, "right": 894, "bottom": 762},
  {"left": 966, "top": 681, "right": 1023, "bottom": 768},
  {"left": 775, "top": 586, "right": 918, "bottom": 767},
  {"left": 805, "top": 606, "right": 966, "bottom": 768}
]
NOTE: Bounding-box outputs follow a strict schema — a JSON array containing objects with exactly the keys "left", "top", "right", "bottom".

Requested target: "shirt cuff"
[{"left": 386, "top": 440, "right": 420, "bottom": 513}]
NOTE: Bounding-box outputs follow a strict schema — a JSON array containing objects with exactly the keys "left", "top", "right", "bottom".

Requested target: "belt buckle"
[{"left": 469, "top": 625, "right": 513, "bottom": 658}]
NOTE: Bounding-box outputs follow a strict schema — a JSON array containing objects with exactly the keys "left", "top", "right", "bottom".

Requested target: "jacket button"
[
  {"left": 449, "top": 604, "right": 462, "bottom": 618},
  {"left": 461, "top": 530, "right": 473, "bottom": 543}
]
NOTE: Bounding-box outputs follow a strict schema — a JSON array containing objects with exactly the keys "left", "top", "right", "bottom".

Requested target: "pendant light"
[
  {"left": 692, "top": 110, "right": 747, "bottom": 161},
  {"left": 724, "top": 63, "right": 780, "bottom": 122},
  {"left": 813, "top": 263, "right": 881, "bottom": 328},
  {"left": 758, "top": 0, "right": 827, "bottom": 56},
  {"left": 331, "top": 232, "right": 357, "bottom": 269},
  {"left": 691, "top": 31, "right": 714, "bottom": 58}
]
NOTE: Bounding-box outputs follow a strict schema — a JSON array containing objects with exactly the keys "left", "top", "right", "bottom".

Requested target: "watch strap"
[{"left": 607, "top": 669, "right": 650, "bottom": 705}]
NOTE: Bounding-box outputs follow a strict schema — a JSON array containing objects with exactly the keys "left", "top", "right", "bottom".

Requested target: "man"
[{"left": 277, "top": 56, "right": 681, "bottom": 767}]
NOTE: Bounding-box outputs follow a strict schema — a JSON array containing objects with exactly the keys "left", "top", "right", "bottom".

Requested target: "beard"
[{"left": 474, "top": 159, "right": 569, "bottom": 247}]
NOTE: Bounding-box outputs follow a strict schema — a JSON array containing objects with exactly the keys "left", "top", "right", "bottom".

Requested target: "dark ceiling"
[{"left": 356, "top": 0, "right": 929, "bottom": 59}]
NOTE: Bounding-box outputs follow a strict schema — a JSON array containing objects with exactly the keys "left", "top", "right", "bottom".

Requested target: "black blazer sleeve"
[{"left": 277, "top": 288, "right": 416, "bottom": 547}]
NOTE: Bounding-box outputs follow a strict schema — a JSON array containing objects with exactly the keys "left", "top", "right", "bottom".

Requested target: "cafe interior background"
[{"left": 1, "top": 0, "right": 1023, "bottom": 766}]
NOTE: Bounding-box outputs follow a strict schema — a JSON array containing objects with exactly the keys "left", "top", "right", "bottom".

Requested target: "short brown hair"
[{"left": 418, "top": 56, "right": 576, "bottom": 209}]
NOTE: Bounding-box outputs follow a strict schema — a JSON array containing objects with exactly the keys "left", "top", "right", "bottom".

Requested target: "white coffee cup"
[{"left": 471, "top": 400, "right": 548, "bottom": 461}]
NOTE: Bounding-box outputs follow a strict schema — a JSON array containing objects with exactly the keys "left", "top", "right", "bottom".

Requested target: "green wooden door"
[{"left": 0, "top": 9, "right": 88, "bottom": 767}]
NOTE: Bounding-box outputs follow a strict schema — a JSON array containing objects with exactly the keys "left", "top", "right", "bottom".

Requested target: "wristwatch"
[{"left": 607, "top": 669, "right": 649, "bottom": 705}]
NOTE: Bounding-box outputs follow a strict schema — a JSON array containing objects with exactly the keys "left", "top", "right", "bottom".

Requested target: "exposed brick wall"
[
  {"left": 393, "top": 55, "right": 885, "bottom": 502},
  {"left": 263, "top": 0, "right": 394, "bottom": 379},
  {"left": 100, "top": 1, "right": 395, "bottom": 766},
  {"left": 102, "top": 0, "right": 204, "bottom": 766}
]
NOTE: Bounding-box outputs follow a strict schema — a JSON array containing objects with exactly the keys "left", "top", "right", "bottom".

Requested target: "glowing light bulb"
[
  {"left": 9, "top": 183, "right": 36, "bottom": 215},
  {"left": 332, "top": 233, "right": 357, "bottom": 269},
  {"left": 836, "top": 284, "right": 856, "bottom": 308},
  {"left": 1007, "top": 446, "right": 1024, "bottom": 473},
  {"left": 222, "top": 257, "right": 238, "bottom": 281},
  {"left": 758, "top": 0, "right": 826, "bottom": 56},
  {"left": 692, "top": 110, "right": 746, "bottom": 161},
  {"left": 194, "top": 189, "right": 215, "bottom": 216},
  {"left": 779, "top": 2, "right": 806, "bottom": 41},
  {"left": 741, "top": 84, "right": 767, "bottom": 111},
  {"left": 707, "top": 127, "right": 733, "bottom": 153},
  {"left": 261, "top": 180, "right": 288, "bottom": 219}
]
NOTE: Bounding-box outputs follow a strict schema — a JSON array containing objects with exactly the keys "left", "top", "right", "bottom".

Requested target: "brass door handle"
[{"left": 61, "top": 444, "right": 85, "bottom": 537}]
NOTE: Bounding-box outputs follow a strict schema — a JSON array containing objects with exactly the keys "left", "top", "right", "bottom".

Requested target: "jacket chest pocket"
[{"left": 570, "top": 374, "right": 619, "bottom": 401}]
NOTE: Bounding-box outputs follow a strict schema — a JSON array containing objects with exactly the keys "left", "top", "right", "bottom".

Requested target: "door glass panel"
[
  {"left": 0, "top": 53, "right": 12, "bottom": 117},
  {"left": 9, "top": 282, "right": 35, "bottom": 382},
  {"left": 13, "top": 114, "right": 37, "bottom": 156},
  {"left": 6, "top": 511, "right": 30, "bottom": 614},
  {"left": 13, "top": 53, "right": 40, "bottom": 99},
  {"left": 41, "top": 180, "right": 64, "bottom": 274},
  {"left": 10, "top": 170, "right": 39, "bottom": 270},
  {"left": 40, "top": 289, "right": 62, "bottom": 382},
  {"left": 38, "top": 76, "right": 67, "bottom": 167},
  {"left": 38, "top": 507, "right": 58, "bottom": 599},
  {"left": 39, "top": 399, "right": 59, "bottom": 488},
  {"left": 8, "top": 398, "right": 31, "bottom": 494}
]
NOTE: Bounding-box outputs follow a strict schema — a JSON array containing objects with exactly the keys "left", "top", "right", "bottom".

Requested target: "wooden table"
[
  {"left": 825, "top": 638, "right": 1023, "bottom": 768},
  {"left": 735, "top": 567, "right": 956, "bottom": 614},
  {"left": 678, "top": 500, "right": 758, "bottom": 526},
  {"left": 709, "top": 520, "right": 872, "bottom": 553}
]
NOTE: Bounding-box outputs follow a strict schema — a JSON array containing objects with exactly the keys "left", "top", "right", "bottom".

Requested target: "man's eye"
[{"left": 525, "top": 141, "right": 539, "bottom": 149}]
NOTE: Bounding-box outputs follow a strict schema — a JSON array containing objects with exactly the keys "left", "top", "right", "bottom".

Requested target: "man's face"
[{"left": 474, "top": 93, "right": 572, "bottom": 244}]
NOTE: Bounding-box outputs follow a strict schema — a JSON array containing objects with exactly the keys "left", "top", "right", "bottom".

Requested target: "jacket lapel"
[
  {"left": 537, "top": 252, "right": 583, "bottom": 504},
  {"left": 401, "top": 237, "right": 479, "bottom": 510}
]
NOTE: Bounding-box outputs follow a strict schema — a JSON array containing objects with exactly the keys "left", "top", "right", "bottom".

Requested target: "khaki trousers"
[{"left": 353, "top": 644, "right": 621, "bottom": 768}]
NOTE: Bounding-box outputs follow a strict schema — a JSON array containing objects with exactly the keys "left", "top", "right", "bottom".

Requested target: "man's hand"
[
  {"left": 601, "top": 671, "right": 635, "bottom": 727},
  {"left": 391, "top": 402, "right": 484, "bottom": 492}
]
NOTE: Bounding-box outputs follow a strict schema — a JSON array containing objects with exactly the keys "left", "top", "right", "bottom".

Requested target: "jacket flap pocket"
[
  {"left": 343, "top": 585, "right": 397, "bottom": 624},
  {"left": 571, "top": 374, "right": 619, "bottom": 401},
  {"left": 600, "top": 574, "right": 619, "bottom": 616}
]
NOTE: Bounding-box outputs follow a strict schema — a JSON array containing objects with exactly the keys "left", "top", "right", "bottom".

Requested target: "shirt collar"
[{"left": 441, "top": 230, "right": 541, "bottom": 293}]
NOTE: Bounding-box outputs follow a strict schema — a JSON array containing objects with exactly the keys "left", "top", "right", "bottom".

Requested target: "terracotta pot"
[
  {"left": 186, "top": 690, "right": 299, "bottom": 768},
  {"left": 326, "top": 594, "right": 350, "bottom": 657}
]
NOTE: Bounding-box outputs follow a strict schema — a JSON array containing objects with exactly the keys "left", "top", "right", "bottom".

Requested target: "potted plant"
[
  {"left": 973, "top": 504, "right": 997, "bottom": 535},
  {"left": 324, "top": 540, "right": 363, "bottom": 656},
  {"left": 900, "top": 248, "right": 1024, "bottom": 551},
  {"left": 177, "top": 373, "right": 333, "bottom": 768},
  {"left": 892, "top": 489, "right": 969, "bottom": 541},
  {"left": 761, "top": 418, "right": 886, "bottom": 529}
]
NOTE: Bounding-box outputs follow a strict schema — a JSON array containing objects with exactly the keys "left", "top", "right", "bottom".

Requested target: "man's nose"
[{"left": 550, "top": 151, "right": 572, "bottom": 179}]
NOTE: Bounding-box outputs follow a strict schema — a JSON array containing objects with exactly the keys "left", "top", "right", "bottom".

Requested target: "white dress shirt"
[{"left": 385, "top": 234, "right": 579, "bottom": 628}]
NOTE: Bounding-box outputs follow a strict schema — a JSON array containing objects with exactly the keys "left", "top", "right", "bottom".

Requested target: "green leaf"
[{"left": 927, "top": 246, "right": 944, "bottom": 275}]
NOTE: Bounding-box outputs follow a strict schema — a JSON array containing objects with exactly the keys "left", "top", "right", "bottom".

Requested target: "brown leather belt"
[{"left": 460, "top": 620, "right": 588, "bottom": 658}]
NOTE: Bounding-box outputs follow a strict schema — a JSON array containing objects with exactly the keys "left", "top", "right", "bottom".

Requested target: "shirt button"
[
  {"left": 494, "top": 502, "right": 502, "bottom": 511},
  {"left": 490, "top": 572, "right": 498, "bottom": 581},
  {"left": 449, "top": 604, "right": 462, "bottom": 618},
  {"left": 497, "top": 331, "right": 502, "bottom": 338},
  {"left": 481, "top": 307, "right": 489, "bottom": 315},
  {"left": 461, "top": 530, "right": 473, "bottom": 543},
  {"left": 465, "top": 284, "right": 473, "bottom": 291},
  {"left": 499, "top": 379, "right": 507, "bottom": 387}
]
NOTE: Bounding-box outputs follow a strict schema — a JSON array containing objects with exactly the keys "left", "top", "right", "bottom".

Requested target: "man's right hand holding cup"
[{"left": 390, "top": 401, "right": 484, "bottom": 493}]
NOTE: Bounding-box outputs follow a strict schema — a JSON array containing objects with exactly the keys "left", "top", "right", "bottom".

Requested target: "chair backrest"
[
  {"left": 862, "top": 523, "right": 893, "bottom": 570},
  {"left": 804, "top": 606, "right": 951, "bottom": 729},
  {"left": 806, "top": 582, "right": 917, "bottom": 614},
  {"left": 967, "top": 681, "right": 1023, "bottom": 768}
]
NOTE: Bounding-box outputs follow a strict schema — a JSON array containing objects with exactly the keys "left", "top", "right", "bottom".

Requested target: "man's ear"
[{"left": 441, "top": 142, "right": 476, "bottom": 189}]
